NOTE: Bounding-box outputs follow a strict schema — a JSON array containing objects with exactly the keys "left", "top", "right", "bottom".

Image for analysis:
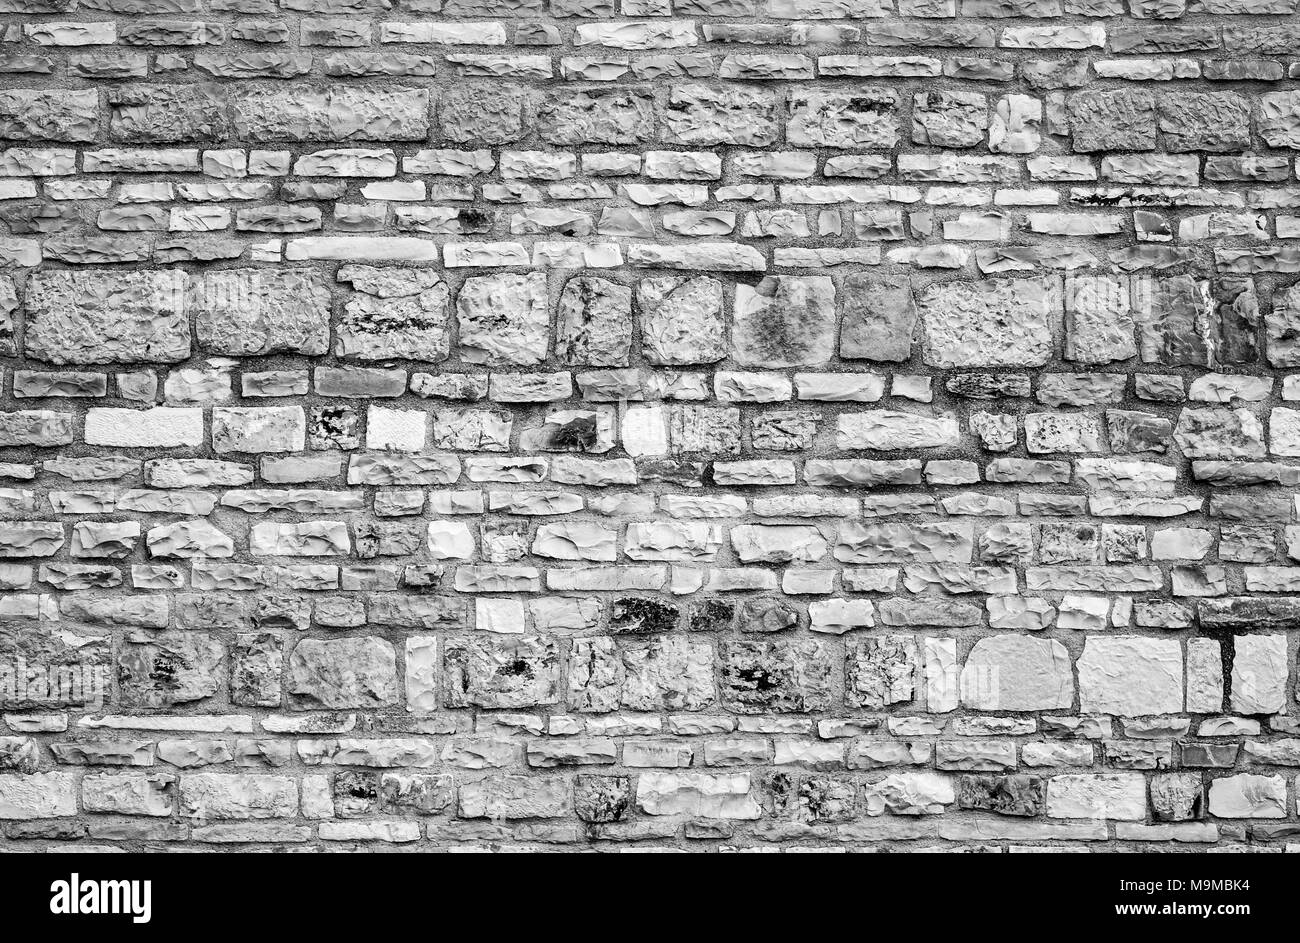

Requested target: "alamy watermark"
[
  {"left": 50, "top": 874, "right": 152, "bottom": 924},
  {"left": 0, "top": 657, "right": 106, "bottom": 711}
]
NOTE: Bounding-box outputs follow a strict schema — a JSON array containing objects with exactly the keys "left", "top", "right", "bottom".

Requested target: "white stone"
[
  {"left": 366, "top": 407, "right": 426, "bottom": 452},
  {"left": 426, "top": 521, "right": 475, "bottom": 560},
  {"left": 1047, "top": 773, "right": 1146, "bottom": 820},
  {"left": 924, "top": 637, "right": 959, "bottom": 713},
  {"left": 808, "top": 599, "right": 874, "bottom": 634},
  {"left": 1208, "top": 773, "right": 1287, "bottom": 818},
  {"left": 1076, "top": 636, "right": 1183, "bottom": 716},
  {"left": 85, "top": 408, "right": 203, "bottom": 448},
  {"left": 476, "top": 598, "right": 526, "bottom": 634},
  {"left": 1230, "top": 634, "right": 1288, "bottom": 714},
  {"left": 0, "top": 771, "right": 77, "bottom": 819},
  {"left": 960, "top": 635, "right": 1073, "bottom": 711},
  {"left": 635, "top": 772, "right": 760, "bottom": 819},
  {"left": 405, "top": 636, "right": 438, "bottom": 713},
  {"left": 622, "top": 405, "right": 669, "bottom": 456}
]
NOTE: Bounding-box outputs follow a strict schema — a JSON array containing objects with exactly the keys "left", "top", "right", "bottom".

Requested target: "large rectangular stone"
[{"left": 25, "top": 270, "right": 190, "bottom": 365}]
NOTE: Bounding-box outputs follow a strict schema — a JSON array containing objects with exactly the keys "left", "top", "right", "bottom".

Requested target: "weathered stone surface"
[
  {"left": 837, "top": 411, "right": 960, "bottom": 451},
  {"left": 732, "top": 276, "right": 835, "bottom": 368},
  {"left": 1069, "top": 90, "right": 1155, "bottom": 152},
  {"left": 622, "top": 636, "right": 714, "bottom": 712},
  {"left": 665, "top": 85, "right": 778, "bottom": 146},
  {"left": 439, "top": 84, "right": 531, "bottom": 144},
  {"left": 864, "top": 772, "right": 954, "bottom": 815},
  {"left": 719, "top": 639, "right": 833, "bottom": 713},
  {"left": 957, "top": 775, "right": 1045, "bottom": 817},
  {"left": 1077, "top": 637, "right": 1183, "bottom": 716},
  {"left": 919, "top": 278, "right": 1057, "bottom": 368},
  {"left": 180, "top": 773, "right": 297, "bottom": 821},
  {"left": 232, "top": 86, "right": 429, "bottom": 142},
  {"left": 1150, "top": 772, "right": 1203, "bottom": 822},
  {"left": 118, "top": 631, "right": 224, "bottom": 709},
  {"left": 459, "top": 775, "right": 569, "bottom": 820},
  {"left": 109, "top": 84, "right": 226, "bottom": 142},
  {"left": 540, "top": 88, "right": 655, "bottom": 145},
  {"left": 960, "top": 636, "right": 1074, "bottom": 711},
  {"left": 25, "top": 270, "right": 190, "bottom": 365},
  {"left": 1207, "top": 773, "right": 1286, "bottom": 818},
  {"left": 1047, "top": 773, "right": 1147, "bottom": 820},
  {"left": 846, "top": 635, "right": 917, "bottom": 709},
  {"left": 192, "top": 269, "right": 331, "bottom": 356},
  {"left": 556, "top": 276, "right": 632, "bottom": 367},
  {"left": 637, "top": 276, "right": 726, "bottom": 365},
  {"left": 839, "top": 273, "right": 916, "bottom": 362},
  {"left": 0, "top": 772, "right": 77, "bottom": 819},
  {"left": 337, "top": 277, "right": 449, "bottom": 362},
  {"left": 445, "top": 636, "right": 561, "bottom": 709},
  {"left": 1230, "top": 634, "right": 1287, "bottom": 714},
  {"left": 1174, "top": 408, "right": 1264, "bottom": 459},
  {"left": 1133, "top": 275, "right": 1213, "bottom": 367},
  {"left": 635, "top": 772, "right": 760, "bottom": 819},
  {"left": 0, "top": 90, "right": 97, "bottom": 142},
  {"left": 1158, "top": 93, "right": 1250, "bottom": 152},
  {"left": 913, "top": 90, "right": 987, "bottom": 147},
  {"left": 456, "top": 273, "right": 549, "bottom": 365},
  {"left": 287, "top": 637, "right": 398, "bottom": 709},
  {"left": 1064, "top": 275, "right": 1136, "bottom": 364},
  {"left": 788, "top": 90, "right": 896, "bottom": 148}
]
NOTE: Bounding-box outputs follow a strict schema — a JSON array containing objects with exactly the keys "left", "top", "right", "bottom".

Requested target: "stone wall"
[{"left": 0, "top": 0, "right": 1297, "bottom": 852}]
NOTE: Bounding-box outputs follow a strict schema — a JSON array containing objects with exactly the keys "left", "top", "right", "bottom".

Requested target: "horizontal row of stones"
[
  {"left": 5, "top": 0, "right": 1299, "bottom": 19},
  {"left": 7, "top": 234, "right": 1300, "bottom": 277},
  {"left": 8, "top": 48, "right": 1300, "bottom": 87},
  {"left": 9, "top": 84, "right": 1300, "bottom": 151},
  {"left": 1, "top": 558, "right": 1299, "bottom": 608},
  {"left": 17, "top": 180, "right": 1300, "bottom": 240},
  {"left": 5, "top": 269, "right": 1300, "bottom": 369},
  {"left": 6, "top": 364, "right": 1300, "bottom": 408},
  {"left": 0, "top": 765, "right": 1295, "bottom": 847},
  {"left": 5, "top": 512, "right": 1300, "bottom": 577},
  {"left": 0, "top": 738, "right": 1300, "bottom": 827},
  {"left": 13, "top": 187, "right": 1300, "bottom": 250},
  {"left": 6, "top": 507, "right": 1300, "bottom": 588},
  {"left": 14, "top": 145, "right": 1300, "bottom": 185},
  {"left": 13, "top": 13, "right": 1300, "bottom": 55},
  {"left": 5, "top": 228, "right": 1300, "bottom": 274},
  {"left": 0, "top": 605, "right": 1294, "bottom": 710},
  {"left": 9, "top": 405, "right": 1300, "bottom": 461},
  {"left": 9, "top": 402, "right": 1300, "bottom": 456}
]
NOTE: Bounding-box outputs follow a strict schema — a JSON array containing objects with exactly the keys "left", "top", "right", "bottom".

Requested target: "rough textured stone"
[
  {"left": 456, "top": 273, "right": 549, "bottom": 366},
  {"left": 839, "top": 273, "right": 916, "bottom": 362},
  {"left": 732, "top": 276, "right": 835, "bottom": 368},
  {"left": 25, "top": 270, "right": 190, "bottom": 365},
  {"left": 846, "top": 636, "right": 918, "bottom": 709},
  {"left": 287, "top": 637, "right": 398, "bottom": 709},
  {"left": 960, "top": 636, "right": 1074, "bottom": 711},
  {"left": 637, "top": 276, "right": 726, "bottom": 366},
  {"left": 192, "top": 269, "right": 331, "bottom": 356},
  {"left": 919, "top": 278, "right": 1057, "bottom": 368},
  {"left": 556, "top": 276, "right": 632, "bottom": 367},
  {"left": 788, "top": 90, "right": 896, "bottom": 148},
  {"left": 719, "top": 639, "right": 832, "bottom": 714},
  {"left": 1077, "top": 637, "right": 1183, "bottom": 716},
  {"left": 337, "top": 274, "right": 449, "bottom": 362},
  {"left": 118, "top": 631, "right": 224, "bottom": 709}
]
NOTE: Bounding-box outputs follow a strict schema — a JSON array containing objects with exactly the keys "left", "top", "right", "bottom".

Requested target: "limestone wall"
[{"left": 0, "top": 0, "right": 1298, "bottom": 850}]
